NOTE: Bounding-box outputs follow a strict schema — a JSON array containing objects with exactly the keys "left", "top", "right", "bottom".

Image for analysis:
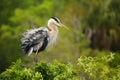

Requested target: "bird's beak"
[{"left": 59, "top": 23, "right": 69, "bottom": 30}]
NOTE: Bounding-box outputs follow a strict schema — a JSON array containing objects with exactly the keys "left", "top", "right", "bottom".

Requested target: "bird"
[{"left": 21, "top": 17, "right": 68, "bottom": 63}]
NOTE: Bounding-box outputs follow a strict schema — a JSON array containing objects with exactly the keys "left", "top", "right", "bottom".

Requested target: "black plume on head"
[{"left": 51, "top": 17, "right": 61, "bottom": 23}]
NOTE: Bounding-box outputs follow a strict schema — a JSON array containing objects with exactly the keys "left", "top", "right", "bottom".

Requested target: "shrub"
[
  {"left": 35, "top": 61, "right": 77, "bottom": 80},
  {"left": 78, "top": 53, "right": 120, "bottom": 80},
  {"left": 0, "top": 60, "right": 43, "bottom": 80},
  {"left": 0, "top": 53, "right": 120, "bottom": 80},
  {"left": 0, "top": 60, "right": 77, "bottom": 80}
]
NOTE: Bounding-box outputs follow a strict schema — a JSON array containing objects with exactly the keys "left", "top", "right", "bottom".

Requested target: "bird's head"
[{"left": 48, "top": 17, "right": 68, "bottom": 29}]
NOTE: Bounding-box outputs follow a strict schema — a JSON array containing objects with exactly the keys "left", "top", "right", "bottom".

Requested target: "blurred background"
[{"left": 0, "top": 0, "right": 120, "bottom": 73}]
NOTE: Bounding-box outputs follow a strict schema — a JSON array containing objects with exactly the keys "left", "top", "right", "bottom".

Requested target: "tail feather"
[{"left": 26, "top": 47, "right": 33, "bottom": 56}]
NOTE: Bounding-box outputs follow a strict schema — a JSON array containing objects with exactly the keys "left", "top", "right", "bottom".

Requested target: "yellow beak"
[{"left": 60, "top": 23, "right": 69, "bottom": 30}]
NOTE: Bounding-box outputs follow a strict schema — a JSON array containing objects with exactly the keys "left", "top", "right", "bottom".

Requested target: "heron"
[{"left": 21, "top": 17, "right": 68, "bottom": 63}]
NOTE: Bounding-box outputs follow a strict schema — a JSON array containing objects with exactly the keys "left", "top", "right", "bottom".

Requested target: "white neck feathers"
[{"left": 48, "top": 19, "right": 59, "bottom": 45}]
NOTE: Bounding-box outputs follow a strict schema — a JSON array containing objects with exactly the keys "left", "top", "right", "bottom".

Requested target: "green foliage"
[
  {"left": 1, "top": 54, "right": 120, "bottom": 80},
  {"left": 35, "top": 61, "right": 77, "bottom": 80},
  {"left": 0, "top": 59, "right": 43, "bottom": 80},
  {"left": 0, "top": 60, "right": 77, "bottom": 80},
  {"left": 109, "top": 52, "right": 120, "bottom": 68},
  {"left": 0, "top": 0, "right": 120, "bottom": 75},
  {"left": 78, "top": 53, "right": 120, "bottom": 80}
]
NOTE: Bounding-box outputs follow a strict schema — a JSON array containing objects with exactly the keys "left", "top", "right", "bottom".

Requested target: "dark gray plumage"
[{"left": 21, "top": 27, "right": 49, "bottom": 56}]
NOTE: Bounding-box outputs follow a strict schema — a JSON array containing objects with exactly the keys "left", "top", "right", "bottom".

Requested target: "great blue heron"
[{"left": 21, "top": 17, "right": 68, "bottom": 63}]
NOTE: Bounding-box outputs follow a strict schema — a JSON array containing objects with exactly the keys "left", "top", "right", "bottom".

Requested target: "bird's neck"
[
  {"left": 48, "top": 24, "right": 59, "bottom": 44},
  {"left": 48, "top": 23, "right": 59, "bottom": 35}
]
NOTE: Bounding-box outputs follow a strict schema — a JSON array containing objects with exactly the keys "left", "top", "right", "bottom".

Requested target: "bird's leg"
[
  {"left": 34, "top": 45, "right": 42, "bottom": 65},
  {"left": 34, "top": 50, "right": 39, "bottom": 65}
]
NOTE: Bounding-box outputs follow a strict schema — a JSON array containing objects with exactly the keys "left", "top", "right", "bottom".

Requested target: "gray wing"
[{"left": 21, "top": 27, "right": 49, "bottom": 56}]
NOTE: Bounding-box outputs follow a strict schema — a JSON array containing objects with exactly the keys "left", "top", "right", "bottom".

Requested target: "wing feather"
[{"left": 21, "top": 27, "right": 49, "bottom": 55}]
